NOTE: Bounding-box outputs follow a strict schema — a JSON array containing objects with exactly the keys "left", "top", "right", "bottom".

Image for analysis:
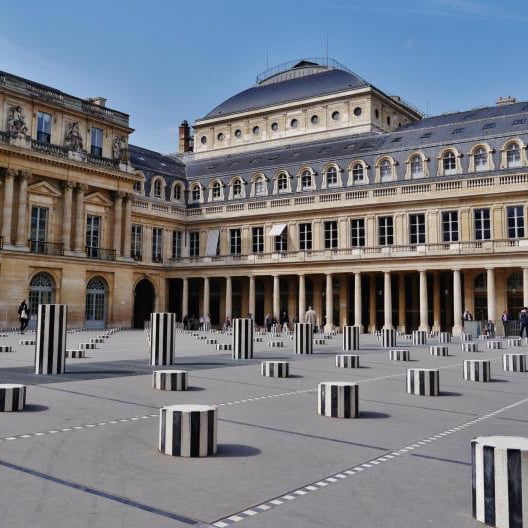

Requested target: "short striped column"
[
  {"left": 90, "top": 337, "right": 104, "bottom": 344},
  {"left": 153, "top": 370, "right": 188, "bottom": 391},
  {"left": 254, "top": 337, "right": 263, "bottom": 343},
  {"left": 159, "top": 404, "right": 217, "bottom": 457},
  {"left": 412, "top": 330, "right": 427, "bottom": 345},
  {"left": 0, "top": 345, "right": 12, "bottom": 352},
  {"left": 439, "top": 332, "right": 451, "bottom": 343},
  {"left": 206, "top": 338, "right": 217, "bottom": 345},
  {"left": 268, "top": 341, "right": 284, "bottom": 348},
  {"left": 318, "top": 382, "right": 359, "bottom": 418},
  {"left": 261, "top": 361, "right": 289, "bottom": 378},
  {"left": 462, "top": 342, "right": 479, "bottom": 352},
  {"left": 461, "top": 334, "right": 473, "bottom": 342},
  {"left": 508, "top": 337, "right": 522, "bottom": 347},
  {"left": 342, "top": 326, "right": 360, "bottom": 351},
  {"left": 390, "top": 349, "right": 410, "bottom": 361},
  {"left": 464, "top": 360, "right": 491, "bottom": 382},
  {"left": 35, "top": 304, "right": 68, "bottom": 375},
  {"left": 232, "top": 318, "right": 254, "bottom": 359},
  {"left": 487, "top": 340, "right": 502, "bottom": 350},
  {"left": 150, "top": 313, "right": 176, "bottom": 366},
  {"left": 336, "top": 354, "right": 360, "bottom": 368},
  {"left": 471, "top": 436, "right": 528, "bottom": 527},
  {"left": 382, "top": 328, "right": 396, "bottom": 348},
  {"left": 79, "top": 342, "right": 96, "bottom": 350},
  {"left": 295, "top": 323, "right": 313, "bottom": 354},
  {"left": 503, "top": 353, "right": 527, "bottom": 372},
  {"left": 216, "top": 343, "right": 231, "bottom": 351},
  {"left": 65, "top": 350, "right": 85, "bottom": 358},
  {"left": 314, "top": 338, "right": 326, "bottom": 345},
  {"left": 0, "top": 384, "right": 26, "bottom": 411},
  {"left": 430, "top": 345, "right": 448, "bottom": 357},
  {"left": 406, "top": 368, "right": 439, "bottom": 396}
]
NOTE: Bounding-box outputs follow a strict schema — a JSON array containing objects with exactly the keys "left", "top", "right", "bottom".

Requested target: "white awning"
[
  {"left": 205, "top": 229, "right": 220, "bottom": 256},
  {"left": 268, "top": 224, "right": 286, "bottom": 237}
]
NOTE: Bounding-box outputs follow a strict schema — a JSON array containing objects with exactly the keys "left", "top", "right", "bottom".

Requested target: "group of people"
[{"left": 263, "top": 306, "right": 318, "bottom": 332}]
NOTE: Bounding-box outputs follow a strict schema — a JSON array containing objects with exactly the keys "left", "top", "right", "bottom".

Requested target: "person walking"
[
  {"left": 18, "top": 300, "right": 30, "bottom": 334},
  {"left": 519, "top": 307, "right": 528, "bottom": 340},
  {"left": 280, "top": 310, "right": 289, "bottom": 333},
  {"left": 501, "top": 310, "right": 510, "bottom": 334},
  {"left": 265, "top": 313, "right": 272, "bottom": 332},
  {"left": 305, "top": 306, "right": 317, "bottom": 326}
]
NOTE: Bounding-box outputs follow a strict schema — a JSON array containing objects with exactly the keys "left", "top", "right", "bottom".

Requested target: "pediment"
[
  {"left": 28, "top": 181, "right": 62, "bottom": 198},
  {"left": 84, "top": 191, "right": 113, "bottom": 207}
]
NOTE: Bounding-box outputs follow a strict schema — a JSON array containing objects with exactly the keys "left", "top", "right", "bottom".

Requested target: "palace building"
[{"left": 0, "top": 58, "right": 527, "bottom": 333}]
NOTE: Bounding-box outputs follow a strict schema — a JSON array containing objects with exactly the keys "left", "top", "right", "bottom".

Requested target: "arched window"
[
  {"left": 191, "top": 184, "right": 201, "bottom": 202},
  {"left": 255, "top": 175, "right": 266, "bottom": 196},
  {"left": 301, "top": 170, "right": 313, "bottom": 190},
  {"left": 506, "top": 142, "right": 521, "bottom": 168},
  {"left": 410, "top": 155, "right": 423, "bottom": 179},
  {"left": 133, "top": 180, "right": 142, "bottom": 193},
  {"left": 443, "top": 151, "right": 457, "bottom": 175},
  {"left": 277, "top": 172, "right": 289, "bottom": 192},
  {"left": 212, "top": 181, "right": 222, "bottom": 200},
  {"left": 351, "top": 162, "right": 365, "bottom": 184},
  {"left": 173, "top": 184, "right": 182, "bottom": 201},
  {"left": 232, "top": 179, "right": 242, "bottom": 198},
  {"left": 85, "top": 276, "right": 107, "bottom": 328},
  {"left": 153, "top": 178, "right": 163, "bottom": 198},
  {"left": 29, "top": 272, "right": 55, "bottom": 316},
  {"left": 474, "top": 147, "right": 488, "bottom": 172},
  {"left": 325, "top": 166, "right": 338, "bottom": 187},
  {"left": 379, "top": 159, "right": 392, "bottom": 182}
]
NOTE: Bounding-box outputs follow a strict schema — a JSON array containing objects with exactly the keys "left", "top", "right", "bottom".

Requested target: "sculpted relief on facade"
[{"left": 7, "top": 105, "right": 29, "bottom": 137}]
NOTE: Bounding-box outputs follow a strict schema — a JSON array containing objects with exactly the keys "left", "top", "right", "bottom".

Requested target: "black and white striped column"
[
  {"left": 150, "top": 313, "right": 176, "bottom": 366},
  {"left": 430, "top": 345, "right": 448, "bottom": 357},
  {"left": 406, "top": 368, "right": 439, "bottom": 396},
  {"left": 382, "top": 328, "right": 396, "bottom": 348},
  {"left": 471, "top": 435, "right": 528, "bottom": 527},
  {"left": 390, "top": 349, "right": 410, "bottom": 361},
  {"left": 464, "top": 360, "right": 491, "bottom": 382},
  {"left": 153, "top": 370, "right": 188, "bottom": 391},
  {"left": 295, "top": 323, "right": 313, "bottom": 355},
  {"left": 0, "top": 384, "right": 26, "bottom": 411},
  {"left": 159, "top": 404, "right": 217, "bottom": 457},
  {"left": 487, "top": 340, "right": 502, "bottom": 350},
  {"left": 462, "top": 342, "right": 479, "bottom": 352},
  {"left": 439, "top": 332, "right": 451, "bottom": 343},
  {"left": 318, "top": 382, "right": 359, "bottom": 418},
  {"left": 503, "top": 353, "right": 527, "bottom": 372},
  {"left": 0, "top": 345, "right": 12, "bottom": 352},
  {"left": 335, "top": 354, "right": 360, "bottom": 368},
  {"left": 461, "top": 334, "right": 473, "bottom": 342},
  {"left": 261, "top": 361, "right": 289, "bottom": 378},
  {"left": 508, "top": 338, "right": 522, "bottom": 347},
  {"left": 232, "top": 318, "right": 254, "bottom": 359},
  {"left": 342, "top": 326, "right": 360, "bottom": 351},
  {"left": 65, "top": 350, "right": 85, "bottom": 358},
  {"left": 35, "top": 304, "right": 67, "bottom": 375},
  {"left": 412, "top": 330, "right": 427, "bottom": 345}
]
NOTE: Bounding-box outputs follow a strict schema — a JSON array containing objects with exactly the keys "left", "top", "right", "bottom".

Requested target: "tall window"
[
  {"left": 299, "top": 223, "right": 312, "bottom": 250},
  {"left": 324, "top": 220, "right": 338, "bottom": 249},
  {"left": 86, "top": 215, "right": 101, "bottom": 257},
  {"left": 442, "top": 211, "right": 459, "bottom": 242},
  {"left": 173, "top": 184, "right": 181, "bottom": 201},
  {"left": 230, "top": 228, "right": 241, "bottom": 255},
  {"left": 507, "top": 205, "right": 525, "bottom": 238},
  {"left": 409, "top": 213, "right": 425, "bottom": 244},
  {"left": 171, "top": 230, "right": 182, "bottom": 259},
  {"left": 191, "top": 185, "right": 201, "bottom": 202},
  {"left": 233, "top": 179, "right": 242, "bottom": 198},
  {"left": 352, "top": 163, "right": 365, "bottom": 184},
  {"left": 37, "top": 112, "right": 52, "bottom": 144},
  {"left": 378, "top": 216, "right": 394, "bottom": 245},
  {"left": 443, "top": 151, "right": 456, "bottom": 175},
  {"left": 410, "top": 155, "right": 423, "bottom": 179},
  {"left": 212, "top": 181, "right": 222, "bottom": 200},
  {"left": 189, "top": 231, "right": 200, "bottom": 257},
  {"left": 131, "top": 224, "right": 142, "bottom": 260},
  {"left": 153, "top": 179, "right": 163, "bottom": 198},
  {"left": 506, "top": 142, "right": 521, "bottom": 168},
  {"left": 326, "top": 167, "right": 338, "bottom": 187},
  {"left": 275, "top": 227, "right": 288, "bottom": 252},
  {"left": 90, "top": 127, "right": 103, "bottom": 157},
  {"left": 152, "top": 228, "right": 163, "bottom": 262},
  {"left": 252, "top": 226, "right": 264, "bottom": 253},
  {"left": 30, "top": 206, "right": 48, "bottom": 253},
  {"left": 350, "top": 218, "right": 365, "bottom": 247},
  {"left": 277, "top": 173, "right": 288, "bottom": 192},
  {"left": 133, "top": 180, "right": 142, "bottom": 193},
  {"left": 474, "top": 147, "right": 488, "bottom": 171},
  {"left": 474, "top": 209, "right": 491, "bottom": 240},
  {"left": 379, "top": 159, "right": 392, "bottom": 182},
  {"left": 301, "top": 170, "right": 313, "bottom": 190},
  {"left": 255, "top": 176, "right": 266, "bottom": 195}
]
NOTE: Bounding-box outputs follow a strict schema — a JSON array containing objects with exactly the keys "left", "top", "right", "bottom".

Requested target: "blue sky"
[{"left": 2, "top": 0, "right": 527, "bottom": 153}]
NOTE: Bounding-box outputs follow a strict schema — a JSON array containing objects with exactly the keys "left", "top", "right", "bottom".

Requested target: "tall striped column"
[
  {"left": 35, "top": 304, "right": 67, "bottom": 375},
  {"left": 343, "top": 325, "right": 359, "bottom": 351},
  {"left": 472, "top": 436, "right": 528, "bottom": 527},
  {"left": 232, "top": 318, "right": 253, "bottom": 359},
  {"left": 382, "top": 328, "right": 396, "bottom": 348},
  {"left": 406, "top": 368, "right": 439, "bottom": 396},
  {"left": 150, "top": 313, "right": 176, "bottom": 366},
  {"left": 295, "top": 323, "right": 313, "bottom": 354}
]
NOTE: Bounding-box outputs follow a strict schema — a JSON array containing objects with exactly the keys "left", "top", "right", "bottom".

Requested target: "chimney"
[
  {"left": 496, "top": 96, "right": 517, "bottom": 106},
  {"left": 179, "top": 120, "right": 192, "bottom": 153},
  {"left": 86, "top": 96, "right": 107, "bottom": 107}
]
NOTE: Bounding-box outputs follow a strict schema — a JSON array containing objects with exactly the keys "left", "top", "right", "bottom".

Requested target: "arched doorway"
[
  {"left": 134, "top": 279, "right": 154, "bottom": 328},
  {"left": 85, "top": 276, "right": 108, "bottom": 329},
  {"left": 507, "top": 271, "right": 523, "bottom": 318},
  {"left": 29, "top": 272, "right": 55, "bottom": 328}
]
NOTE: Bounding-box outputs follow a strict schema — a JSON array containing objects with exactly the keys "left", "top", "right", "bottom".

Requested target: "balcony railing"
[
  {"left": 85, "top": 246, "right": 116, "bottom": 261},
  {"left": 29, "top": 240, "right": 64, "bottom": 255}
]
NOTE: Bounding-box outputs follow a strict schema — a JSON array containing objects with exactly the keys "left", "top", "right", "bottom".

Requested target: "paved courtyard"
[{"left": 0, "top": 327, "right": 526, "bottom": 527}]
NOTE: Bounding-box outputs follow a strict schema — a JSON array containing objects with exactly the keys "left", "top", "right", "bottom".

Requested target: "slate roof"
[{"left": 129, "top": 144, "right": 186, "bottom": 179}]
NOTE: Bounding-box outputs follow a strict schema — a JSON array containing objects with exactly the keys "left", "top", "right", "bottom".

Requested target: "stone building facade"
[{"left": 0, "top": 59, "right": 527, "bottom": 333}]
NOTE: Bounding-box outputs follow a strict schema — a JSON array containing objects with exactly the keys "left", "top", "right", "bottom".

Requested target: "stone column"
[
  {"left": 298, "top": 274, "right": 306, "bottom": 323},
  {"left": 225, "top": 276, "right": 232, "bottom": 320},
  {"left": 273, "top": 274, "right": 280, "bottom": 321},
  {"left": 524, "top": 268, "right": 528, "bottom": 308},
  {"left": 248, "top": 275, "right": 255, "bottom": 320},
  {"left": 113, "top": 192, "right": 124, "bottom": 257},
  {"left": 452, "top": 269, "right": 463, "bottom": 336},
  {"left": 369, "top": 274, "right": 377, "bottom": 332},
  {"left": 203, "top": 277, "right": 210, "bottom": 319},
  {"left": 61, "top": 181, "right": 74, "bottom": 252},
  {"left": 2, "top": 169, "right": 15, "bottom": 245},
  {"left": 383, "top": 271, "right": 393, "bottom": 329},
  {"left": 354, "top": 272, "right": 363, "bottom": 331},
  {"left": 122, "top": 193, "right": 132, "bottom": 258},
  {"left": 324, "top": 273, "right": 333, "bottom": 332},
  {"left": 15, "top": 171, "right": 29, "bottom": 248},
  {"left": 419, "top": 270, "right": 429, "bottom": 332},
  {"left": 398, "top": 273, "right": 406, "bottom": 333},
  {"left": 182, "top": 278, "right": 189, "bottom": 318},
  {"left": 74, "top": 183, "right": 88, "bottom": 253},
  {"left": 487, "top": 268, "right": 496, "bottom": 323},
  {"left": 432, "top": 271, "right": 441, "bottom": 332},
  {"left": 288, "top": 278, "right": 296, "bottom": 323}
]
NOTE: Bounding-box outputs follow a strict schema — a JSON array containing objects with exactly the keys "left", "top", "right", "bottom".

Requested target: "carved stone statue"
[
  {"left": 64, "top": 122, "right": 84, "bottom": 151},
  {"left": 7, "top": 105, "right": 29, "bottom": 138},
  {"left": 112, "top": 135, "right": 129, "bottom": 163}
]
